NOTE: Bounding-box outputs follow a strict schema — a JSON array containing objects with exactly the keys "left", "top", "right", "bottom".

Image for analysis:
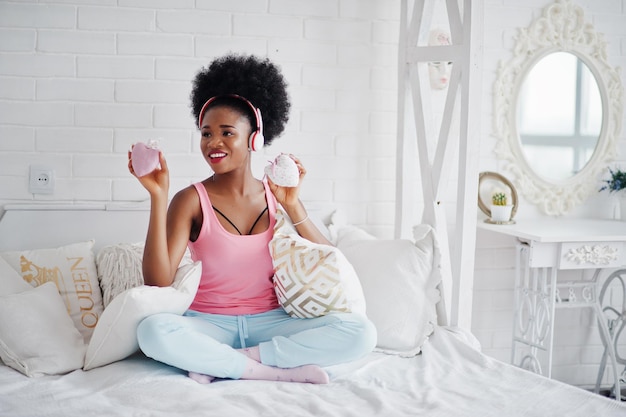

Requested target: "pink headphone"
[{"left": 197, "top": 94, "right": 264, "bottom": 152}]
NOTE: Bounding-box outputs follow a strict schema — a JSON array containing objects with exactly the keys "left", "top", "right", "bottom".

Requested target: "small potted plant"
[
  {"left": 599, "top": 167, "right": 626, "bottom": 194},
  {"left": 490, "top": 190, "right": 513, "bottom": 222},
  {"left": 600, "top": 167, "right": 626, "bottom": 220}
]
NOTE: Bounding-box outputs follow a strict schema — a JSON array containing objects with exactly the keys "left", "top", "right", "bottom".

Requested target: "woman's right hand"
[{"left": 128, "top": 149, "right": 170, "bottom": 198}]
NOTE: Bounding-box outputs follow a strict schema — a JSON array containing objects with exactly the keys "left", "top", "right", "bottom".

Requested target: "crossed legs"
[{"left": 137, "top": 308, "right": 376, "bottom": 384}]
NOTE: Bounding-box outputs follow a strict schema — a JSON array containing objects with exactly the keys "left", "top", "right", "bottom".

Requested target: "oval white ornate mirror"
[
  {"left": 518, "top": 51, "right": 602, "bottom": 182},
  {"left": 492, "top": 0, "right": 623, "bottom": 215}
]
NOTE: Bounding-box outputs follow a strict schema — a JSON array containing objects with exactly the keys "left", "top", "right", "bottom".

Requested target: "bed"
[{"left": 0, "top": 204, "right": 624, "bottom": 417}]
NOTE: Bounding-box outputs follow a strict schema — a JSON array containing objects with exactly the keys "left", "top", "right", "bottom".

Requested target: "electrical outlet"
[{"left": 29, "top": 165, "right": 55, "bottom": 194}]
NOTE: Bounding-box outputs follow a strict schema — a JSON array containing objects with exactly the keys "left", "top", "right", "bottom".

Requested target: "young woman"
[{"left": 129, "top": 54, "right": 376, "bottom": 384}]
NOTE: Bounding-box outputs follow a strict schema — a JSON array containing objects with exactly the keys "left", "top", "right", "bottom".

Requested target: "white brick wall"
[
  {"left": 0, "top": 0, "right": 399, "bottom": 226},
  {"left": 0, "top": 0, "right": 625, "bottom": 390}
]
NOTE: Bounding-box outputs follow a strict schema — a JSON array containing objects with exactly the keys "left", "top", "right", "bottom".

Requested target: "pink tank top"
[{"left": 187, "top": 181, "right": 280, "bottom": 315}]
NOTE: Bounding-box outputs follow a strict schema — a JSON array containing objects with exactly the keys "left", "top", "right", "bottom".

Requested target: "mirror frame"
[{"left": 492, "top": 0, "right": 623, "bottom": 215}]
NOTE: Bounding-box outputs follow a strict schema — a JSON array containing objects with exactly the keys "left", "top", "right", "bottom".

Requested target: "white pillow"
[
  {"left": 96, "top": 242, "right": 194, "bottom": 308},
  {"left": 335, "top": 224, "right": 441, "bottom": 356},
  {"left": 83, "top": 261, "right": 202, "bottom": 370},
  {"left": 0, "top": 282, "right": 86, "bottom": 377},
  {"left": 0, "top": 256, "right": 32, "bottom": 296},
  {"left": 269, "top": 209, "right": 366, "bottom": 318},
  {"left": 328, "top": 211, "right": 378, "bottom": 246},
  {"left": 96, "top": 242, "right": 145, "bottom": 308},
  {"left": 1, "top": 241, "right": 104, "bottom": 343}
]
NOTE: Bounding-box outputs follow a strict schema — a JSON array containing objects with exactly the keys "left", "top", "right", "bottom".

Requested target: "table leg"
[
  {"left": 595, "top": 269, "right": 626, "bottom": 401},
  {"left": 512, "top": 244, "right": 555, "bottom": 377}
]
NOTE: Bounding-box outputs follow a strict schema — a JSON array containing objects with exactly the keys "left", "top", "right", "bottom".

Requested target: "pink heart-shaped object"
[
  {"left": 264, "top": 154, "right": 299, "bottom": 187},
  {"left": 131, "top": 142, "right": 160, "bottom": 177}
]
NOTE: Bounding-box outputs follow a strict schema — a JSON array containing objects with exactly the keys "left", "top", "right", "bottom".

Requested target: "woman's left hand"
[
  {"left": 268, "top": 154, "right": 305, "bottom": 208},
  {"left": 268, "top": 155, "right": 331, "bottom": 245}
]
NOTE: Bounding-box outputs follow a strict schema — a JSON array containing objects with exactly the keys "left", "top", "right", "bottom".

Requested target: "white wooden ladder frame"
[{"left": 395, "top": 0, "right": 483, "bottom": 329}]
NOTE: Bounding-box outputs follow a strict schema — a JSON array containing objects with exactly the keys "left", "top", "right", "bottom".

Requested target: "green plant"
[
  {"left": 492, "top": 192, "right": 507, "bottom": 206},
  {"left": 599, "top": 167, "right": 626, "bottom": 193}
]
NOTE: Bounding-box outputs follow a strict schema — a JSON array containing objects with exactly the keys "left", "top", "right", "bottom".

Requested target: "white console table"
[{"left": 478, "top": 218, "right": 626, "bottom": 399}]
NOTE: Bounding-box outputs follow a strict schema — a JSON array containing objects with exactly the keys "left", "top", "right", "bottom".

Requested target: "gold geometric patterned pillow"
[{"left": 269, "top": 210, "right": 366, "bottom": 319}]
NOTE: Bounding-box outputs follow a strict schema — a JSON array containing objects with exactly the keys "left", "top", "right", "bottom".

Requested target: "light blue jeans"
[{"left": 137, "top": 308, "right": 377, "bottom": 379}]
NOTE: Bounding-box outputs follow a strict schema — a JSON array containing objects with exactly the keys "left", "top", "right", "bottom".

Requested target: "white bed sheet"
[{"left": 0, "top": 327, "right": 623, "bottom": 417}]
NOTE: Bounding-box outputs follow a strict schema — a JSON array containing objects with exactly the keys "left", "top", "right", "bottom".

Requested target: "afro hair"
[{"left": 190, "top": 54, "right": 290, "bottom": 146}]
